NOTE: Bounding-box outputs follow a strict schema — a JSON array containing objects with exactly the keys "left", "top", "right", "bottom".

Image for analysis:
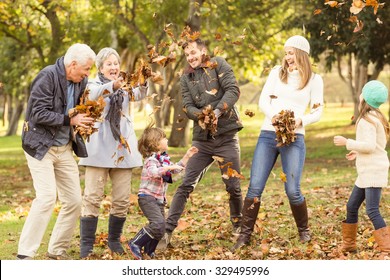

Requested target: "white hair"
[
  {"left": 64, "top": 43, "right": 96, "bottom": 66},
  {"left": 95, "top": 47, "right": 121, "bottom": 70}
]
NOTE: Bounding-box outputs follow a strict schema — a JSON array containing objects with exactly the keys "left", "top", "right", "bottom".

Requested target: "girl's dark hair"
[{"left": 138, "top": 123, "right": 166, "bottom": 158}]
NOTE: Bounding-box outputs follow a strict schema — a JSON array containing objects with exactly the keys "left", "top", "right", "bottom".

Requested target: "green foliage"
[{"left": 289, "top": 0, "right": 390, "bottom": 71}]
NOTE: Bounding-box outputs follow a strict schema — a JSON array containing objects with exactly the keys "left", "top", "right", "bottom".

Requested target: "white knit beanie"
[{"left": 284, "top": 35, "right": 310, "bottom": 54}]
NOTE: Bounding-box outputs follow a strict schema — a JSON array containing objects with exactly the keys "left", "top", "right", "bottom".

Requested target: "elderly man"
[{"left": 17, "top": 43, "right": 96, "bottom": 260}]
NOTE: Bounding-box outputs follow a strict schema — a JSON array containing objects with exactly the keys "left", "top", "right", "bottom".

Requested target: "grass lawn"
[{"left": 0, "top": 103, "right": 389, "bottom": 260}]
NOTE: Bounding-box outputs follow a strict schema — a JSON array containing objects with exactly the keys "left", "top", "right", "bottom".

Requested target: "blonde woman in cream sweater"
[
  {"left": 232, "top": 35, "right": 324, "bottom": 251},
  {"left": 334, "top": 80, "right": 390, "bottom": 259}
]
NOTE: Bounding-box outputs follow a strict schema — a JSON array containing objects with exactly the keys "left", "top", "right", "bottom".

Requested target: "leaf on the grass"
[{"left": 177, "top": 219, "right": 190, "bottom": 231}]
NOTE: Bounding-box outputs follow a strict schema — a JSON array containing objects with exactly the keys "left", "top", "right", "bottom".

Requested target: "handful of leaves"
[
  {"left": 196, "top": 104, "right": 217, "bottom": 135},
  {"left": 68, "top": 89, "right": 106, "bottom": 141},
  {"left": 272, "top": 109, "right": 297, "bottom": 147}
]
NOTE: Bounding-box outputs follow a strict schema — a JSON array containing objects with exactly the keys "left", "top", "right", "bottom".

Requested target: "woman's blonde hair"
[
  {"left": 279, "top": 48, "right": 312, "bottom": 90},
  {"left": 138, "top": 123, "right": 166, "bottom": 158},
  {"left": 357, "top": 100, "right": 390, "bottom": 139}
]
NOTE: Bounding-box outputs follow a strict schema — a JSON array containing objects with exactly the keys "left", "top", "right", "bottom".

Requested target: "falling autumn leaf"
[
  {"left": 350, "top": 0, "right": 365, "bottom": 14},
  {"left": 205, "top": 89, "right": 218, "bottom": 95},
  {"left": 313, "top": 9, "right": 322, "bottom": 15},
  {"left": 114, "top": 156, "right": 125, "bottom": 166},
  {"left": 280, "top": 172, "right": 287, "bottom": 183},
  {"left": 213, "top": 46, "right": 224, "bottom": 56},
  {"left": 353, "top": 20, "right": 364, "bottom": 32},
  {"left": 325, "top": 1, "right": 339, "bottom": 8},
  {"left": 244, "top": 109, "right": 255, "bottom": 117},
  {"left": 212, "top": 155, "right": 224, "bottom": 163},
  {"left": 312, "top": 103, "right": 322, "bottom": 109}
]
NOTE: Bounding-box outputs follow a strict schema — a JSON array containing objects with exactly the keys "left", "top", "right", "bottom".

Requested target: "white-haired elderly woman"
[{"left": 79, "top": 47, "right": 148, "bottom": 258}]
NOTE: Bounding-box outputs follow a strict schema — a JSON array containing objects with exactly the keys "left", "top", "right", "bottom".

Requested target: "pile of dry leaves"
[
  {"left": 196, "top": 105, "right": 218, "bottom": 136},
  {"left": 68, "top": 89, "right": 106, "bottom": 141},
  {"left": 272, "top": 109, "right": 297, "bottom": 147}
]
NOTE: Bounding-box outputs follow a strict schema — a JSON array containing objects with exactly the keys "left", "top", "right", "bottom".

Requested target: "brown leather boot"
[
  {"left": 341, "top": 221, "right": 357, "bottom": 253},
  {"left": 231, "top": 197, "right": 261, "bottom": 252},
  {"left": 290, "top": 199, "right": 311, "bottom": 243},
  {"left": 373, "top": 226, "right": 390, "bottom": 259}
]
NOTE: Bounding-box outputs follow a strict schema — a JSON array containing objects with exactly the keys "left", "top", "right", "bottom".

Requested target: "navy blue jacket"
[{"left": 22, "top": 57, "right": 88, "bottom": 160}]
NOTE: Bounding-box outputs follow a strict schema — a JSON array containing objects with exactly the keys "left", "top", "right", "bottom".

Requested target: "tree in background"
[
  {"left": 290, "top": 0, "right": 390, "bottom": 122},
  {"left": 0, "top": 0, "right": 83, "bottom": 135},
  {"left": 0, "top": 0, "right": 301, "bottom": 141}
]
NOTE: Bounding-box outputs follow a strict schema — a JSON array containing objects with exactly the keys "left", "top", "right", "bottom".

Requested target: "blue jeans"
[
  {"left": 346, "top": 185, "right": 386, "bottom": 230},
  {"left": 246, "top": 130, "right": 306, "bottom": 205}
]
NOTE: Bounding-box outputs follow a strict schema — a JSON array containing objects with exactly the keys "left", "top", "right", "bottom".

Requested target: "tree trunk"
[
  {"left": 167, "top": 0, "right": 204, "bottom": 147},
  {"left": 6, "top": 98, "right": 24, "bottom": 136},
  {"left": 168, "top": 82, "right": 189, "bottom": 147},
  {"left": 338, "top": 54, "right": 369, "bottom": 124},
  {"left": 2, "top": 92, "right": 8, "bottom": 127}
]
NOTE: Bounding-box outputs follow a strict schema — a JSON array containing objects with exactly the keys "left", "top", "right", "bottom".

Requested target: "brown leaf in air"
[
  {"left": 350, "top": 0, "right": 365, "bottom": 14},
  {"left": 312, "top": 103, "right": 321, "bottom": 109},
  {"left": 212, "top": 156, "right": 224, "bottom": 163},
  {"left": 353, "top": 20, "right": 364, "bottom": 32},
  {"left": 313, "top": 9, "right": 322, "bottom": 15},
  {"left": 205, "top": 89, "right": 218, "bottom": 95},
  {"left": 325, "top": 1, "right": 339, "bottom": 8},
  {"left": 244, "top": 109, "right": 255, "bottom": 117},
  {"left": 280, "top": 172, "right": 287, "bottom": 183}
]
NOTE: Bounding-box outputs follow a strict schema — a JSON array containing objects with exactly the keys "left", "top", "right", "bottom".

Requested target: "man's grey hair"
[
  {"left": 64, "top": 43, "right": 96, "bottom": 66},
  {"left": 95, "top": 47, "right": 121, "bottom": 70}
]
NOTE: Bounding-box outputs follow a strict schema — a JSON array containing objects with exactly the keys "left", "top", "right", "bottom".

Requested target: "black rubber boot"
[
  {"left": 108, "top": 215, "right": 126, "bottom": 254},
  {"left": 144, "top": 238, "right": 159, "bottom": 258},
  {"left": 80, "top": 216, "right": 98, "bottom": 258},
  {"left": 128, "top": 228, "right": 154, "bottom": 260}
]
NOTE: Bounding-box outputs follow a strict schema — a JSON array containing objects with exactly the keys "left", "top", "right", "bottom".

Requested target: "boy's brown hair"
[{"left": 138, "top": 123, "right": 166, "bottom": 158}]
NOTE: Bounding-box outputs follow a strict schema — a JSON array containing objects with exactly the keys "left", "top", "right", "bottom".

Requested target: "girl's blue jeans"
[
  {"left": 346, "top": 185, "right": 386, "bottom": 229},
  {"left": 246, "top": 130, "right": 306, "bottom": 205}
]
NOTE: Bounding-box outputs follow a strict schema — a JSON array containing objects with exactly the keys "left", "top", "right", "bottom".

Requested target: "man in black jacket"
[
  {"left": 158, "top": 39, "right": 243, "bottom": 250},
  {"left": 17, "top": 43, "right": 96, "bottom": 260}
]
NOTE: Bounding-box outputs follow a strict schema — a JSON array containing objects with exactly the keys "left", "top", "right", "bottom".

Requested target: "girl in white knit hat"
[
  {"left": 334, "top": 80, "right": 390, "bottom": 259},
  {"left": 232, "top": 35, "right": 324, "bottom": 251}
]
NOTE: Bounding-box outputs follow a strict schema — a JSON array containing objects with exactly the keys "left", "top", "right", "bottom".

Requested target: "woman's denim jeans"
[
  {"left": 346, "top": 185, "right": 386, "bottom": 230},
  {"left": 246, "top": 130, "right": 306, "bottom": 205}
]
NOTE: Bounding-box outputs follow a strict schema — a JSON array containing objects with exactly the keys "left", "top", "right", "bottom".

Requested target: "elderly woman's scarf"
[{"left": 98, "top": 72, "right": 124, "bottom": 141}]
